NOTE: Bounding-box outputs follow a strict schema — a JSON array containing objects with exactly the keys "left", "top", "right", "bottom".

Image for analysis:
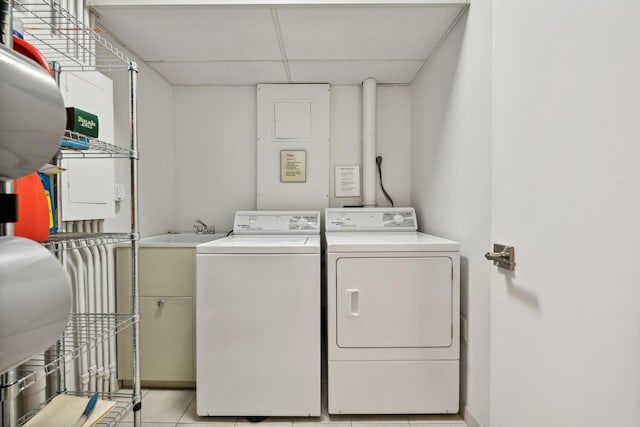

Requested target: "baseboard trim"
[{"left": 464, "top": 406, "right": 485, "bottom": 427}]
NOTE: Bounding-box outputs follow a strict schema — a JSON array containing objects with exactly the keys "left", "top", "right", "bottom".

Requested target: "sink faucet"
[{"left": 193, "top": 219, "right": 215, "bottom": 234}]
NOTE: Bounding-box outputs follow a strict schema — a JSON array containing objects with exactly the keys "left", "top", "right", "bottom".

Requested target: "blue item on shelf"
[
  {"left": 61, "top": 136, "right": 90, "bottom": 150},
  {"left": 38, "top": 172, "right": 57, "bottom": 233}
]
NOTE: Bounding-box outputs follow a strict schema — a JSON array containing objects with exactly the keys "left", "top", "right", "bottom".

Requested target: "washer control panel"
[
  {"left": 325, "top": 208, "right": 417, "bottom": 232},
  {"left": 234, "top": 211, "right": 320, "bottom": 235}
]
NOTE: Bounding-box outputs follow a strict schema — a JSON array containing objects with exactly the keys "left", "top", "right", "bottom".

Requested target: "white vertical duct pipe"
[
  {"left": 83, "top": 3, "right": 90, "bottom": 64},
  {"left": 88, "top": 222, "right": 103, "bottom": 393},
  {"left": 106, "top": 243, "right": 117, "bottom": 391},
  {"left": 65, "top": 259, "right": 79, "bottom": 390},
  {"left": 90, "top": 220, "right": 109, "bottom": 393},
  {"left": 97, "top": 239, "right": 110, "bottom": 392},
  {"left": 97, "top": 220, "right": 117, "bottom": 391},
  {"left": 73, "top": 0, "right": 81, "bottom": 58},
  {"left": 362, "top": 77, "right": 377, "bottom": 207},
  {"left": 68, "top": 243, "right": 88, "bottom": 392},
  {"left": 22, "top": 357, "right": 46, "bottom": 413},
  {"left": 77, "top": 221, "right": 97, "bottom": 392},
  {"left": 89, "top": 12, "right": 96, "bottom": 68}
]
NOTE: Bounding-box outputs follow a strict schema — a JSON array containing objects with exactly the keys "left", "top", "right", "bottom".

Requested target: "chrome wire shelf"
[
  {"left": 57, "top": 130, "right": 134, "bottom": 159},
  {"left": 13, "top": 0, "right": 131, "bottom": 71},
  {"left": 43, "top": 232, "right": 136, "bottom": 252},
  {"left": 14, "top": 314, "right": 137, "bottom": 396},
  {"left": 3, "top": 2, "right": 141, "bottom": 426},
  {"left": 17, "top": 390, "right": 133, "bottom": 427}
]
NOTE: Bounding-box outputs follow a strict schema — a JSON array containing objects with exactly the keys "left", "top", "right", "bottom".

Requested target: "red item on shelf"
[
  {"left": 14, "top": 173, "right": 50, "bottom": 242},
  {"left": 12, "top": 35, "right": 54, "bottom": 77}
]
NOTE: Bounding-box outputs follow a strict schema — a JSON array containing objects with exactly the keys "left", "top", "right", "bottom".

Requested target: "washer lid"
[
  {"left": 197, "top": 235, "right": 321, "bottom": 254},
  {"left": 325, "top": 232, "right": 459, "bottom": 253}
]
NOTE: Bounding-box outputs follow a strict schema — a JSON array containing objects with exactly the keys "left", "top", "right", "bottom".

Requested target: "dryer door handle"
[{"left": 345, "top": 289, "right": 360, "bottom": 316}]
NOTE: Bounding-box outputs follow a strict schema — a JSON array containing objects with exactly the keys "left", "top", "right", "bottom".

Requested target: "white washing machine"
[
  {"left": 325, "top": 207, "right": 460, "bottom": 414},
  {"left": 196, "top": 211, "right": 321, "bottom": 417}
]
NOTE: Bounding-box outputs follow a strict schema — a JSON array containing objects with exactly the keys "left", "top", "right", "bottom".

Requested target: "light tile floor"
[{"left": 119, "top": 389, "right": 467, "bottom": 427}]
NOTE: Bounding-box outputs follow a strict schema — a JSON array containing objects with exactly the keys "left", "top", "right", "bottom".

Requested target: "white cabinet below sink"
[{"left": 116, "top": 247, "right": 196, "bottom": 386}]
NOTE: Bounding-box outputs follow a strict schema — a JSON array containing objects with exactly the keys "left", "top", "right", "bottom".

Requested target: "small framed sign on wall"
[{"left": 280, "top": 150, "right": 307, "bottom": 183}]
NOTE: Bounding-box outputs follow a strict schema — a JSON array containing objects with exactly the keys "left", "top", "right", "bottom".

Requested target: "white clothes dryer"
[
  {"left": 325, "top": 208, "right": 460, "bottom": 414},
  {"left": 196, "top": 211, "right": 321, "bottom": 417}
]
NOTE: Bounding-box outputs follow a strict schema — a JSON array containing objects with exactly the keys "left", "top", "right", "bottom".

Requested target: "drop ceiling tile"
[
  {"left": 288, "top": 60, "right": 423, "bottom": 85},
  {"left": 150, "top": 61, "right": 288, "bottom": 85},
  {"left": 96, "top": 7, "right": 282, "bottom": 61},
  {"left": 277, "top": 6, "right": 463, "bottom": 60}
]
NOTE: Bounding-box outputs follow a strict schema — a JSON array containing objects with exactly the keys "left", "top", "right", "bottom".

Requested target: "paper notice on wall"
[
  {"left": 335, "top": 165, "right": 361, "bottom": 197},
  {"left": 280, "top": 150, "right": 307, "bottom": 183}
]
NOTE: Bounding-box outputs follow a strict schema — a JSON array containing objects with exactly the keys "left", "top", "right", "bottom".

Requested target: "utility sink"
[{"left": 139, "top": 233, "right": 225, "bottom": 247}]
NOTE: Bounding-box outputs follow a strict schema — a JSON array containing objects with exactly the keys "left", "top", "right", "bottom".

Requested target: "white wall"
[
  {"left": 173, "top": 86, "right": 257, "bottom": 234},
  {"left": 173, "top": 85, "right": 411, "bottom": 233},
  {"left": 410, "top": 2, "right": 491, "bottom": 427},
  {"left": 329, "top": 86, "right": 362, "bottom": 208},
  {"left": 375, "top": 86, "right": 412, "bottom": 208},
  {"left": 103, "top": 48, "right": 175, "bottom": 237}
]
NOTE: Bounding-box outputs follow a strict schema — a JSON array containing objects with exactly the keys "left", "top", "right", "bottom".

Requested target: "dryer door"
[{"left": 336, "top": 256, "right": 452, "bottom": 348}]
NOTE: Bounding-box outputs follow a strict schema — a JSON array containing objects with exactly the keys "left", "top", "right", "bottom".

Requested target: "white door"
[{"left": 491, "top": 2, "right": 640, "bottom": 427}]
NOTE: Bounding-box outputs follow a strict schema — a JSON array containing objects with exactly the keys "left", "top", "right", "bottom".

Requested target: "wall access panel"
[
  {"left": 60, "top": 156, "right": 115, "bottom": 221},
  {"left": 257, "top": 84, "right": 330, "bottom": 210},
  {"left": 59, "top": 70, "right": 116, "bottom": 221},
  {"left": 61, "top": 71, "right": 115, "bottom": 145}
]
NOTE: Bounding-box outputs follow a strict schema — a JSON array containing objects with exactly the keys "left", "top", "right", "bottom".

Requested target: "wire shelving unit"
[{"left": 0, "top": 0, "right": 142, "bottom": 426}]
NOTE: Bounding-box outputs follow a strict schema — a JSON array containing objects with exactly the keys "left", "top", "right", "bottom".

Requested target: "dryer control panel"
[
  {"left": 325, "top": 208, "right": 417, "bottom": 232},
  {"left": 234, "top": 210, "right": 320, "bottom": 235}
]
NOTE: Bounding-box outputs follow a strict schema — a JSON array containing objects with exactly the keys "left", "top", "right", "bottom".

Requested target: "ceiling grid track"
[
  {"left": 409, "top": 4, "right": 469, "bottom": 85},
  {"left": 271, "top": 8, "right": 292, "bottom": 83},
  {"left": 92, "top": 3, "right": 470, "bottom": 85}
]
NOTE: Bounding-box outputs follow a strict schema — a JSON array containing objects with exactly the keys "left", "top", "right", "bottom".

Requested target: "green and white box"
[{"left": 66, "top": 107, "right": 99, "bottom": 138}]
